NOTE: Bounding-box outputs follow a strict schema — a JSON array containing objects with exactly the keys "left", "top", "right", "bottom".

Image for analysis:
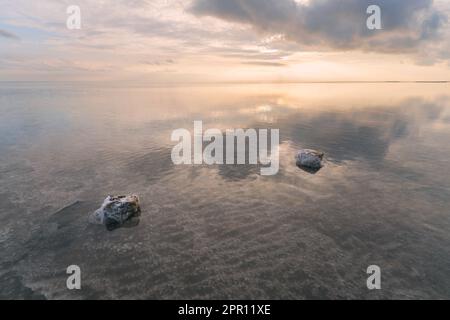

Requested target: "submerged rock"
[
  {"left": 89, "top": 195, "right": 141, "bottom": 231},
  {"left": 296, "top": 149, "right": 324, "bottom": 172}
]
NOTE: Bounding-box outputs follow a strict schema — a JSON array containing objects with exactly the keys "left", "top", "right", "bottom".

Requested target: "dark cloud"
[
  {"left": 0, "top": 29, "right": 19, "bottom": 40},
  {"left": 190, "top": 0, "right": 448, "bottom": 53}
]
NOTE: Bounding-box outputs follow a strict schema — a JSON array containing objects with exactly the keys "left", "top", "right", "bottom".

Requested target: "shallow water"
[{"left": 0, "top": 82, "right": 449, "bottom": 299}]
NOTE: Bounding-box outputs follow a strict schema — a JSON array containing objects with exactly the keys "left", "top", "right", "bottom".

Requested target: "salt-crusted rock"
[
  {"left": 89, "top": 195, "right": 141, "bottom": 231},
  {"left": 296, "top": 149, "right": 324, "bottom": 170}
]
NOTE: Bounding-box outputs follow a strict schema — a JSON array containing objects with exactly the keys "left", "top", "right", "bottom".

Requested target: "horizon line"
[{"left": 0, "top": 80, "right": 449, "bottom": 84}]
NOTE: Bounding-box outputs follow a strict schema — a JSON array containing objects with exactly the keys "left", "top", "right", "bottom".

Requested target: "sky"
[{"left": 0, "top": 0, "right": 450, "bottom": 82}]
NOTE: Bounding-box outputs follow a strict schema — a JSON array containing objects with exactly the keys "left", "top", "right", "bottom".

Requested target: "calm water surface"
[{"left": 0, "top": 82, "right": 449, "bottom": 299}]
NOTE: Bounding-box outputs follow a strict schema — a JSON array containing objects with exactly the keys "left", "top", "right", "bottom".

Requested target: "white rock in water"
[
  {"left": 89, "top": 195, "right": 141, "bottom": 231},
  {"left": 296, "top": 149, "right": 324, "bottom": 169}
]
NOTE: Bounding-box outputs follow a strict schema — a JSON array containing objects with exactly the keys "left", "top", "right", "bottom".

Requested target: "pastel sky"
[{"left": 1, "top": 0, "right": 450, "bottom": 82}]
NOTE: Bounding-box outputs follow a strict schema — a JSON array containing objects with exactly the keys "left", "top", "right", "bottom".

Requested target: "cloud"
[
  {"left": 140, "top": 59, "right": 176, "bottom": 66},
  {"left": 1, "top": 0, "right": 449, "bottom": 80},
  {"left": 190, "top": 0, "right": 448, "bottom": 54},
  {"left": 242, "top": 61, "right": 285, "bottom": 67},
  {"left": 0, "top": 29, "right": 19, "bottom": 40}
]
